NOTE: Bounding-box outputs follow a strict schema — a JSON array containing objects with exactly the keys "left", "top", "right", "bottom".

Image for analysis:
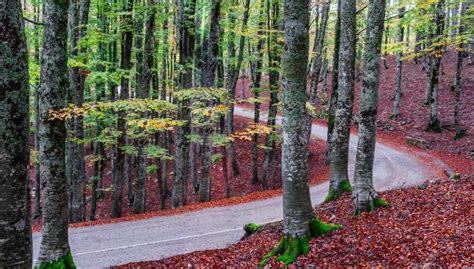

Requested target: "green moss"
[
  {"left": 310, "top": 218, "right": 343, "bottom": 236},
  {"left": 243, "top": 223, "right": 263, "bottom": 235},
  {"left": 35, "top": 251, "right": 76, "bottom": 269},
  {"left": 324, "top": 180, "right": 351, "bottom": 203},
  {"left": 259, "top": 218, "right": 342, "bottom": 267},
  {"left": 340, "top": 180, "right": 352, "bottom": 192},
  {"left": 323, "top": 186, "right": 337, "bottom": 203},
  {"left": 373, "top": 197, "right": 390, "bottom": 208}
]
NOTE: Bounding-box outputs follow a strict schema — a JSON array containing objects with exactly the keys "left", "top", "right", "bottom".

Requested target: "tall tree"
[
  {"left": 325, "top": 0, "right": 341, "bottom": 164},
  {"left": 112, "top": 0, "right": 134, "bottom": 218},
  {"left": 36, "top": 0, "right": 76, "bottom": 266},
  {"left": 172, "top": 0, "right": 197, "bottom": 207},
  {"left": 225, "top": 0, "right": 251, "bottom": 177},
  {"left": 391, "top": 5, "right": 405, "bottom": 119},
  {"left": 0, "top": 0, "right": 32, "bottom": 266},
  {"left": 325, "top": 0, "right": 357, "bottom": 202},
  {"left": 352, "top": 0, "right": 390, "bottom": 214},
  {"left": 426, "top": 0, "right": 445, "bottom": 132},
  {"left": 260, "top": 0, "right": 340, "bottom": 265},
  {"left": 453, "top": 0, "right": 467, "bottom": 139}
]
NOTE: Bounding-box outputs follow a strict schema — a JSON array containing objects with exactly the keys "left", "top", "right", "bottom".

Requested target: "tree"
[
  {"left": 172, "top": 0, "right": 197, "bottom": 208},
  {"left": 35, "top": 0, "right": 76, "bottom": 266},
  {"left": 325, "top": 0, "right": 357, "bottom": 202},
  {"left": 426, "top": 0, "right": 445, "bottom": 132},
  {"left": 112, "top": 0, "right": 134, "bottom": 218},
  {"left": 325, "top": 0, "right": 341, "bottom": 164},
  {"left": 0, "top": 0, "right": 32, "bottom": 266},
  {"left": 391, "top": 5, "right": 405, "bottom": 119},
  {"left": 352, "top": 0, "right": 390, "bottom": 214},
  {"left": 259, "top": 0, "right": 340, "bottom": 265}
]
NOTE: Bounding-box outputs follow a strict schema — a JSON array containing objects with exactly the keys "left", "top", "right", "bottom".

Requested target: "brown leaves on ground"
[{"left": 118, "top": 177, "right": 473, "bottom": 268}]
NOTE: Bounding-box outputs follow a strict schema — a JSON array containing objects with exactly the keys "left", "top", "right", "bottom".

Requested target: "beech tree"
[
  {"left": 0, "top": 0, "right": 32, "bottom": 266},
  {"left": 36, "top": 0, "right": 76, "bottom": 266},
  {"left": 325, "top": 0, "right": 357, "bottom": 202},
  {"left": 259, "top": 0, "right": 340, "bottom": 265},
  {"left": 352, "top": 0, "right": 390, "bottom": 214}
]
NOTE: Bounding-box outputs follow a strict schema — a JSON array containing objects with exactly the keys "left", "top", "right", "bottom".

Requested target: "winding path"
[{"left": 32, "top": 107, "right": 433, "bottom": 268}]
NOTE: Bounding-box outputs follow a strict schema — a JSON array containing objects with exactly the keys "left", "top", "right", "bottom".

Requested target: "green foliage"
[
  {"left": 243, "top": 223, "right": 262, "bottom": 235},
  {"left": 146, "top": 144, "right": 172, "bottom": 160}
]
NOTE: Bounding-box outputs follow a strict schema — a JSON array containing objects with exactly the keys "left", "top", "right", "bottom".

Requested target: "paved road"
[{"left": 32, "top": 107, "right": 433, "bottom": 268}]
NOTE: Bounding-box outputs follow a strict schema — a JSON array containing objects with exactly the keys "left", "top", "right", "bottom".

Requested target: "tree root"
[
  {"left": 259, "top": 218, "right": 342, "bottom": 267},
  {"left": 324, "top": 180, "right": 352, "bottom": 203},
  {"left": 35, "top": 251, "right": 76, "bottom": 269},
  {"left": 355, "top": 197, "right": 391, "bottom": 215}
]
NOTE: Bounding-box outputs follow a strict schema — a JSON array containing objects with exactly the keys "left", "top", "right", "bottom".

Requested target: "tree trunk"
[
  {"left": 453, "top": 1, "right": 467, "bottom": 139},
  {"left": 36, "top": 0, "right": 75, "bottom": 266},
  {"left": 226, "top": 0, "right": 251, "bottom": 177},
  {"left": 353, "top": 0, "right": 389, "bottom": 214},
  {"left": 325, "top": 0, "right": 342, "bottom": 164},
  {"left": 0, "top": 0, "right": 32, "bottom": 266},
  {"left": 262, "top": 0, "right": 282, "bottom": 185},
  {"left": 325, "top": 0, "right": 357, "bottom": 202},
  {"left": 260, "top": 0, "right": 340, "bottom": 265},
  {"left": 391, "top": 6, "right": 405, "bottom": 119},
  {"left": 426, "top": 0, "right": 445, "bottom": 132},
  {"left": 133, "top": 0, "right": 155, "bottom": 214},
  {"left": 172, "top": 0, "right": 197, "bottom": 208},
  {"left": 112, "top": 0, "right": 134, "bottom": 218},
  {"left": 250, "top": 0, "right": 265, "bottom": 185}
]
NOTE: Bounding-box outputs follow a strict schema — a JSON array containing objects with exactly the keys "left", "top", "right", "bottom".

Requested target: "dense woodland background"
[{"left": 0, "top": 0, "right": 473, "bottom": 267}]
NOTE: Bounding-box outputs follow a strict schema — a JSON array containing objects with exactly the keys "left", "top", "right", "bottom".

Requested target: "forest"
[{"left": 0, "top": 0, "right": 473, "bottom": 267}]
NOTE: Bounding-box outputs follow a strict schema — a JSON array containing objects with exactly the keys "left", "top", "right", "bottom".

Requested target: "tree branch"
[{"left": 23, "top": 17, "right": 44, "bottom": 26}]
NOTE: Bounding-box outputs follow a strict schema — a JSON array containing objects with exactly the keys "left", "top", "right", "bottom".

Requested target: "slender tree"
[
  {"left": 325, "top": 0, "right": 357, "bottom": 202},
  {"left": 325, "top": 0, "right": 341, "bottom": 164},
  {"left": 36, "top": 0, "right": 76, "bottom": 266},
  {"left": 391, "top": 6, "right": 405, "bottom": 119},
  {"left": 453, "top": 1, "right": 467, "bottom": 139},
  {"left": 112, "top": 0, "right": 134, "bottom": 218},
  {"left": 0, "top": 0, "right": 32, "bottom": 266},
  {"left": 260, "top": 0, "right": 340, "bottom": 265},
  {"left": 352, "top": 0, "right": 390, "bottom": 214},
  {"left": 426, "top": 0, "right": 445, "bottom": 132}
]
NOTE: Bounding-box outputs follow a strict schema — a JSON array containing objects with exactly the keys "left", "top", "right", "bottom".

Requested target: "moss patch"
[
  {"left": 373, "top": 197, "right": 390, "bottom": 208},
  {"left": 243, "top": 223, "right": 263, "bottom": 235},
  {"left": 324, "top": 180, "right": 352, "bottom": 203},
  {"left": 259, "top": 217, "right": 342, "bottom": 267},
  {"left": 35, "top": 251, "right": 76, "bottom": 269}
]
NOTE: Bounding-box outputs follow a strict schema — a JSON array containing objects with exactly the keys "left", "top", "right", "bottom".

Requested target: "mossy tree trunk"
[
  {"left": 261, "top": 0, "right": 341, "bottom": 265},
  {"left": 326, "top": 0, "right": 357, "bottom": 202},
  {"left": 0, "top": 0, "right": 32, "bottom": 266},
  {"left": 353, "top": 0, "right": 389, "bottom": 215},
  {"left": 36, "top": 0, "right": 75, "bottom": 266}
]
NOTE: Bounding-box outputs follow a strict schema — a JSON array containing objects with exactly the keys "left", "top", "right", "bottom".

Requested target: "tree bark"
[
  {"left": 36, "top": 0, "right": 75, "bottom": 266},
  {"left": 172, "top": 0, "right": 197, "bottom": 208},
  {"left": 326, "top": 0, "right": 356, "bottom": 202},
  {"left": 426, "top": 0, "right": 445, "bottom": 132},
  {"left": 325, "top": 0, "right": 341, "bottom": 164},
  {"left": 0, "top": 0, "right": 32, "bottom": 266},
  {"left": 112, "top": 0, "right": 134, "bottom": 218},
  {"left": 226, "top": 0, "right": 251, "bottom": 177},
  {"left": 391, "top": 6, "right": 405, "bottom": 119},
  {"left": 353, "top": 0, "right": 388, "bottom": 214}
]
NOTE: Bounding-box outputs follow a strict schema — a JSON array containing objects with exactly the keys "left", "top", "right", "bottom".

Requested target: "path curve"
[{"left": 32, "top": 107, "right": 433, "bottom": 268}]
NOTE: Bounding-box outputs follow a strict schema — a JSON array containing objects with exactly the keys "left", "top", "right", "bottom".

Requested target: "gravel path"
[{"left": 32, "top": 107, "right": 432, "bottom": 268}]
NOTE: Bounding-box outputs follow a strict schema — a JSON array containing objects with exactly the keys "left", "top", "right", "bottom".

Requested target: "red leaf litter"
[
  {"left": 116, "top": 177, "right": 473, "bottom": 268},
  {"left": 31, "top": 116, "right": 328, "bottom": 232}
]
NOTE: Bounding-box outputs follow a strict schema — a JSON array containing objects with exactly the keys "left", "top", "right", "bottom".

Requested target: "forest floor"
[
  {"left": 31, "top": 116, "right": 328, "bottom": 231},
  {"left": 119, "top": 176, "right": 473, "bottom": 268}
]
